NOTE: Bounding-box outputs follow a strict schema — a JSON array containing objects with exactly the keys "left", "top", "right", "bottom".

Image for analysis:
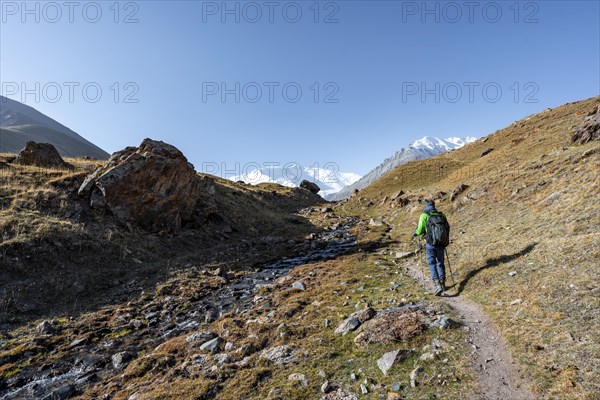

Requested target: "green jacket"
[{"left": 414, "top": 210, "right": 444, "bottom": 236}]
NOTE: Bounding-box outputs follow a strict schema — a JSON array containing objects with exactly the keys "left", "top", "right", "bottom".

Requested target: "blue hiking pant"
[{"left": 425, "top": 244, "right": 446, "bottom": 282}]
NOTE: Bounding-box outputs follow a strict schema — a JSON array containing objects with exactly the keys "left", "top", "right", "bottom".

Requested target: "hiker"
[{"left": 412, "top": 199, "right": 450, "bottom": 296}]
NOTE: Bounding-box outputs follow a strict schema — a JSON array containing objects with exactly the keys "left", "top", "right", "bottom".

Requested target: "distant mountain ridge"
[
  {"left": 230, "top": 163, "right": 361, "bottom": 198},
  {"left": 0, "top": 96, "right": 109, "bottom": 159},
  {"left": 326, "top": 136, "right": 477, "bottom": 200}
]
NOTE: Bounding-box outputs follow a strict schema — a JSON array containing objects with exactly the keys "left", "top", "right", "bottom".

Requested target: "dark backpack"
[{"left": 425, "top": 212, "right": 450, "bottom": 247}]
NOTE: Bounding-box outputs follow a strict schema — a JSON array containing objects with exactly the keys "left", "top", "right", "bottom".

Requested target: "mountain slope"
[
  {"left": 231, "top": 163, "right": 361, "bottom": 198},
  {"left": 0, "top": 96, "right": 109, "bottom": 159},
  {"left": 339, "top": 96, "right": 600, "bottom": 398},
  {"left": 327, "top": 136, "right": 476, "bottom": 200}
]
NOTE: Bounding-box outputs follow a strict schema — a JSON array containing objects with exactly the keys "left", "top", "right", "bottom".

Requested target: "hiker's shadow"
[{"left": 445, "top": 243, "right": 538, "bottom": 297}]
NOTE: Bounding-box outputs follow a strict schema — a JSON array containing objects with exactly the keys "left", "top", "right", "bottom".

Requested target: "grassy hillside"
[
  {"left": 0, "top": 156, "right": 322, "bottom": 325},
  {"left": 338, "top": 96, "right": 600, "bottom": 398}
]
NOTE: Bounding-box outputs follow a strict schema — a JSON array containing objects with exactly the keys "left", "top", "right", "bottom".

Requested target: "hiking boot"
[
  {"left": 440, "top": 279, "right": 447, "bottom": 290},
  {"left": 433, "top": 280, "right": 443, "bottom": 296}
]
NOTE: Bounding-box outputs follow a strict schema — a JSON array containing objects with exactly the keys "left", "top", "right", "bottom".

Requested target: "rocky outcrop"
[
  {"left": 300, "top": 180, "right": 320, "bottom": 194},
  {"left": 572, "top": 105, "right": 600, "bottom": 144},
  {"left": 353, "top": 305, "right": 428, "bottom": 346},
  {"left": 480, "top": 148, "right": 494, "bottom": 157},
  {"left": 78, "top": 138, "right": 200, "bottom": 232},
  {"left": 450, "top": 183, "right": 469, "bottom": 201},
  {"left": 14, "top": 141, "right": 73, "bottom": 169}
]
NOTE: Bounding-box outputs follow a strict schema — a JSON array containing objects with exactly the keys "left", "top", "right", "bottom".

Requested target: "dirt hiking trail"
[{"left": 400, "top": 252, "right": 537, "bottom": 400}]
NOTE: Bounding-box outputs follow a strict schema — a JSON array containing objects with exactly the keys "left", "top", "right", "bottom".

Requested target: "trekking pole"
[{"left": 444, "top": 247, "right": 455, "bottom": 286}]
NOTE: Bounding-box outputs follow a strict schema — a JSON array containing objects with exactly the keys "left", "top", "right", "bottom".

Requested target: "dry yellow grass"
[{"left": 339, "top": 96, "right": 600, "bottom": 399}]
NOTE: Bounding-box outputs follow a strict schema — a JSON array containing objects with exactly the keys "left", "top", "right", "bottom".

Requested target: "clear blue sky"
[{"left": 1, "top": 1, "right": 599, "bottom": 175}]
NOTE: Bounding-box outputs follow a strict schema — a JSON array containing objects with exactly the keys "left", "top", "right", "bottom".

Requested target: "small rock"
[
  {"left": 508, "top": 271, "right": 517, "bottom": 276},
  {"left": 351, "top": 307, "right": 376, "bottom": 323},
  {"left": 480, "top": 148, "right": 494, "bottom": 157},
  {"left": 14, "top": 141, "right": 73, "bottom": 169},
  {"left": 292, "top": 281, "right": 306, "bottom": 291},
  {"left": 260, "top": 345, "right": 295, "bottom": 365},
  {"left": 69, "top": 338, "right": 88, "bottom": 348},
  {"left": 450, "top": 183, "right": 469, "bottom": 201},
  {"left": 36, "top": 320, "right": 55, "bottom": 335},
  {"left": 186, "top": 331, "right": 216, "bottom": 343},
  {"left": 432, "top": 316, "right": 456, "bottom": 330},
  {"left": 377, "top": 349, "right": 413, "bottom": 375},
  {"left": 212, "top": 353, "right": 232, "bottom": 365},
  {"left": 360, "top": 384, "right": 368, "bottom": 394},
  {"left": 410, "top": 366, "right": 423, "bottom": 387},
  {"left": 324, "top": 319, "right": 331, "bottom": 328},
  {"left": 300, "top": 180, "right": 320, "bottom": 194},
  {"left": 288, "top": 373, "right": 308, "bottom": 386},
  {"left": 334, "top": 317, "right": 361, "bottom": 336},
  {"left": 321, "top": 380, "right": 331, "bottom": 393},
  {"left": 390, "top": 381, "right": 402, "bottom": 392},
  {"left": 112, "top": 351, "right": 135, "bottom": 369},
  {"left": 224, "top": 342, "right": 234, "bottom": 351},
  {"left": 510, "top": 299, "right": 523, "bottom": 305},
  {"left": 420, "top": 352, "right": 436, "bottom": 361},
  {"left": 199, "top": 337, "right": 223, "bottom": 353},
  {"left": 395, "top": 252, "right": 412, "bottom": 259}
]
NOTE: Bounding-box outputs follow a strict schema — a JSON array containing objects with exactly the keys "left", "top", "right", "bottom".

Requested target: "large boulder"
[
  {"left": 572, "top": 105, "right": 600, "bottom": 144},
  {"left": 78, "top": 138, "right": 200, "bottom": 232},
  {"left": 14, "top": 141, "right": 73, "bottom": 169},
  {"left": 299, "top": 180, "right": 320, "bottom": 194}
]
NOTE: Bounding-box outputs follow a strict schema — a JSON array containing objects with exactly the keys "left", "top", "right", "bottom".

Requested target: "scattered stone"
[
  {"left": 350, "top": 372, "right": 357, "bottom": 381},
  {"left": 14, "top": 141, "right": 73, "bottom": 169},
  {"left": 324, "top": 319, "right": 331, "bottom": 328},
  {"left": 352, "top": 307, "right": 376, "bottom": 323},
  {"left": 510, "top": 299, "right": 523, "bottom": 305},
  {"left": 199, "top": 337, "right": 223, "bottom": 353},
  {"left": 387, "top": 393, "right": 401, "bottom": 400},
  {"left": 260, "top": 345, "right": 295, "bottom": 365},
  {"left": 450, "top": 183, "right": 469, "bottom": 201},
  {"left": 321, "top": 380, "right": 331, "bottom": 394},
  {"left": 480, "top": 148, "right": 494, "bottom": 157},
  {"left": 334, "top": 317, "right": 360, "bottom": 336},
  {"left": 572, "top": 104, "right": 600, "bottom": 144},
  {"left": 410, "top": 366, "right": 423, "bottom": 387},
  {"left": 300, "top": 180, "right": 320, "bottom": 194},
  {"left": 36, "top": 320, "right": 55, "bottom": 335},
  {"left": 395, "top": 251, "right": 412, "bottom": 259},
  {"left": 78, "top": 138, "right": 200, "bottom": 233},
  {"left": 541, "top": 192, "right": 562, "bottom": 206},
  {"left": 292, "top": 281, "right": 306, "bottom": 291},
  {"left": 212, "top": 353, "right": 232, "bottom": 365},
  {"left": 288, "top": 373, "right": 308, "bottom": 386},
  {"left": 69, "top": 338, "right": 88, "bottom": 348},
  {"left": 224, "top": 342, "right": 234, "bottom": 351},
  {"left": 319, "top": 370, "right": 327, "bottom": 379},
  {"left": 112, "top": 351, "right": 135, "bottom": 369},
  {"left": 508, "top": 271, "right": 517, "bottom": 277},
  {"left": 360, "top": 384, "right": 368, "bottom": 394},
  {"left": 320, "top": 389, "right": 359, "bottom": 400},
  {"left": 390, "top": 382, "right": 402, "bottom": 392},
  {"left": 420, "top": 352, "right": 436, "bottom": 361},
  {"left": 355, "top": 306, "right": 427, "bottom": 346},
  {"left": 369, "top": 218, "right": 383, "bottom": 227},
  {"left": 432, "top": 316, "right": 456, "bottom": 330},
  {"left": 377, "top": 349, "right": 414, "bottom": 375},
  {"left": 186, "top": 331, "right": 216, "bottom": 343}
]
